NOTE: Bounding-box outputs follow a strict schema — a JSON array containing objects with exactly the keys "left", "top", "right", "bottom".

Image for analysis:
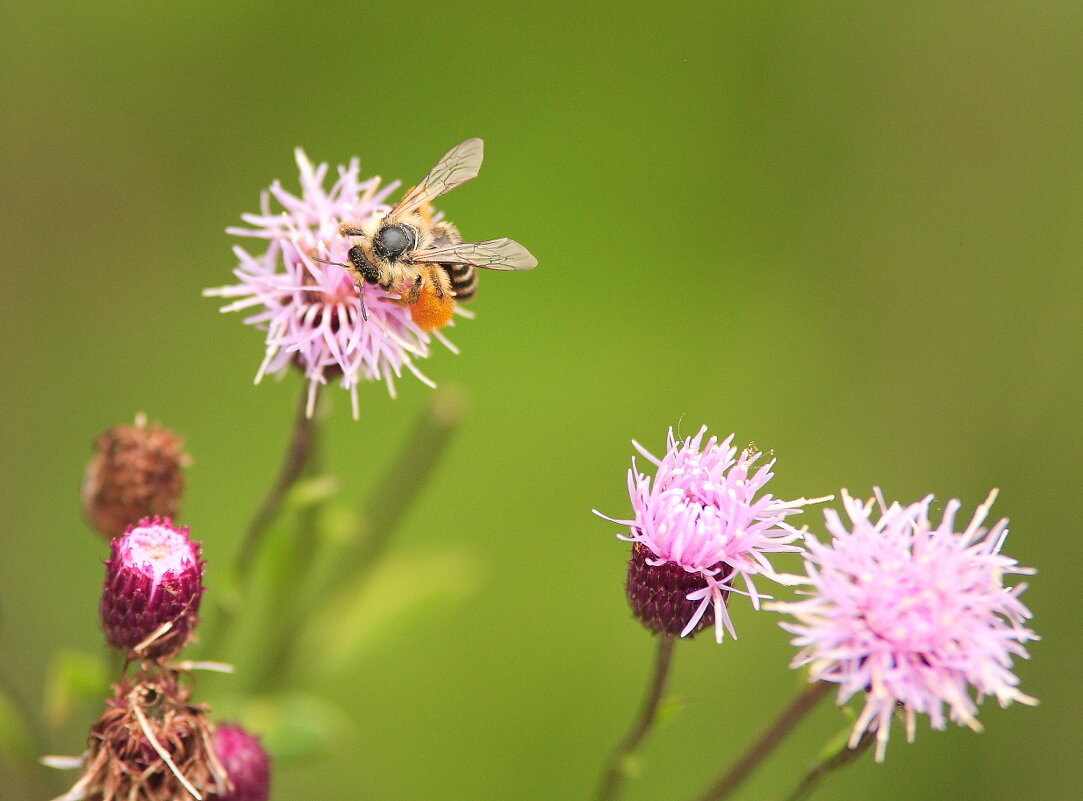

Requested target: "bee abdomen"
[{"left": 442, "top": 264, "right": 477, "bottom": 302}]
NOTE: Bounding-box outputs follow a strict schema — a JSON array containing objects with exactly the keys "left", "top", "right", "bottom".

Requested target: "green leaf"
[
  {"left": 0, "top": 683, "right": 34, "bottom": 762},
  {"left": 655, "top": 694, "right": 685, "bottom": 727},
  {"left": 236, "top": 692, "right": 352, "bottom": 761},
  {"left": 42, "top": 650, "right": 109, "bottom": 728},
  {"left": 286, "top": 475, "right": 340, "bottom": 509},
  {"left": 619, "top": 752, "right": 643, "bottom": 779},
  {"left": 816, "top": 722, "right": 856, "bottom": 762},
  {"left": 296, "top": 547, "right": 481, "bottom": 680}
]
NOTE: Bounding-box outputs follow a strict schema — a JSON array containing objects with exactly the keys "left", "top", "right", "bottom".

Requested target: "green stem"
[
  {"left": 248, "top": 431, "right": 324, "bottom": 692},
  {"left": 328, "top": 385, "right": 466, "bottom": 592},
  {"left": 780, "top": 728, "right": 876, "bottom": 801},
  {"left": 593, "top": 634, "right": 677, "bottom": 801},
  {"left": 199, "top": 383, "right": 320, "bottom": 664},
  {"left": 259, "top": 385, "right": 466, "bottom": 689},
  {"left": 235, "top": 382, "right": 320, "bottom": 582},
  {"left": 693, "top": 681, "right": 832, "bottom": 801}
]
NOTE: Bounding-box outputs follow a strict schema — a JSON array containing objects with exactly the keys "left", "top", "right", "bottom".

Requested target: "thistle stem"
[
  {"left": 260, "top": 385, "right": 467, "bottom": 690},
  {"left": 594, "top": 633, "right": 677, "bottom": 801},
  {"left": 693, "top": 681, "right": 832, "bottom": 801},
  {"left": 329, "top": 384, "right": 466, "bottom": 590},
  {"left": 235, "top": 382, "right": 320, "bottom": 581},
  {"left": 779, "top": 728, "right": 876, "bottom": 801}
]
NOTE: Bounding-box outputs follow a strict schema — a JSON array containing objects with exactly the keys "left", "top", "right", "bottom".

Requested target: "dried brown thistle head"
[
  {"left": 82, "top": 415, "right": 190, "bottom": 540},
  {"left": 55, "top": 671, "right": 228, "bottom": 801}
]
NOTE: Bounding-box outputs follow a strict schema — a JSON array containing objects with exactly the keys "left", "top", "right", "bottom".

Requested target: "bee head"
[{"left": 373, "top": 224, "right": 416, "bottom": 262}]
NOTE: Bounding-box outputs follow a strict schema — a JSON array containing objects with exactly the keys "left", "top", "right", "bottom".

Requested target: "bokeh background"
[{"left": 2, "top": 1, "right": 1081, "bottom": 799}]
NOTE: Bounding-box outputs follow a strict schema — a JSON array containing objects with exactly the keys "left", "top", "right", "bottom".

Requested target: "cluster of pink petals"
[
  {"left": 771, "top": 489, "right": 1038, "bottom": 761},
  {"left": 204, "top": 149, "right": 460, "bottom": 419},
  {"left": 597, "top": 426, "right": 827, "bottom": 643}
]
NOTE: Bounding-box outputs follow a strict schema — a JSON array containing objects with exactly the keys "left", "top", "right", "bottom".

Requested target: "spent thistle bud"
[
  {"left": 82, "top": 415, "right": 190, "bottom": 539},
  {"left": 209, "top": 724, "right": 271, "bottom": 801},
  {"left": 100, "top": 517, "right": 204, "bottom": 660},
  {"left": 55, "top": 674, "right": 227, "bottom": 801}
]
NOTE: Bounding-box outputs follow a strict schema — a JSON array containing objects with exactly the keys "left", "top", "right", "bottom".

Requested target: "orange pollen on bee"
[{"left": 409, "top": 284, "right": 456, "bottom": 331}]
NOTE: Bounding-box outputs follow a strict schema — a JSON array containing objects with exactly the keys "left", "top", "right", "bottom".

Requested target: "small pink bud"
[
  {"left": 210, "top": 723, "right": 271, "bottom": 801},
  {"left": 100, "top": 517, "right": 204, "bottom": 660}
]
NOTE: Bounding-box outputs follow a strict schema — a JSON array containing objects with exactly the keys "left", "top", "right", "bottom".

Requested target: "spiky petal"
[
  {"left": 204, "top": 149, "right": 461, "bottom": 419},
  {"left": 596, "top": 426, "right": 826, "bottom": 642},
  {"left": 771, "top": 489, "right": 1038, "bottom": 761}
]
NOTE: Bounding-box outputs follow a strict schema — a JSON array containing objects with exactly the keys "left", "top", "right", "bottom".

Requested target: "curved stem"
[
  {"left": 235, "top": 382, "right": 320, "bottom": 582},
  {"left": 264, "top": 385, "right": 467, "bottom": 689},
  {"left": 328, "top": 385, "right": 466, "bottom": 591},
  {"left": 780, "top": 728, "right": 876, "bottom": 801},
  {"left": 693, "top": 681, "right": 831, "bottom": 801},
  {"left": 594, "top": 633, "right": 677, "bottom": 801}
]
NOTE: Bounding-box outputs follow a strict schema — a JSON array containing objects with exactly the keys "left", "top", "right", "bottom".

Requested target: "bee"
[{"left": 317, "top": 138, "right": 536, "bottom": 331}]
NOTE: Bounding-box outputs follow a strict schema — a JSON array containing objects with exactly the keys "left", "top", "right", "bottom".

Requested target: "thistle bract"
[
  {"left": 81, "top": 416, "right": 189, "bottom": 539},
  {"left": 209, "top": 723, "right": 271, "bottom": 801},
  {"left": 100, "top": 517, "right": 204, "bottom": 660}
]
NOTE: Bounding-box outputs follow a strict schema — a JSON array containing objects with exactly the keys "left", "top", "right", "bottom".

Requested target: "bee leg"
[
  {"left": 387, "top": 275, "right": 423, "bottom": 306},
  {"left": 427, "top": 265, "right": 446, "bottom": 298},
  {"left": 347, "top": 246, "right": 381, "bottom": 285}
]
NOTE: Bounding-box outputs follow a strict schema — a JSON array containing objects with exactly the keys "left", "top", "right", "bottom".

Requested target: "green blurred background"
[{"left": 2, "top": 1, "right": 1081, "bottom": 799}]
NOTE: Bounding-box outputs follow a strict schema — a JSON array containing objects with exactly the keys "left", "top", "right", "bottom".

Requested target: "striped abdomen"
[
  {"left": 430, "top": 221, "right": 477, "bottom": 302},
  {"left": 442, "top": 263, "right": 477, "bottom": 301}
]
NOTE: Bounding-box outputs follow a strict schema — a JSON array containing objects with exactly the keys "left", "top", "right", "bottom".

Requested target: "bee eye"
[{"left": 374, "top": 225, "right": 414, "bottom": 261}]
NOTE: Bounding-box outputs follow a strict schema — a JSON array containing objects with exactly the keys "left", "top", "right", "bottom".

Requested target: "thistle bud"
[
  {"left": 597, "top": 427, "right": 826, "bottom": 642},
  {"left": 626, "top": 542, "right": 730, "bottom": 637},
  {"left": 82, "top": 415, "right": 190, "bottom": 539},
  {"left": 209, "top": 724, "right": 271, "bottom": 801},
  {"left": 100, "top": 517, "right": 204, "bottom": 660}
]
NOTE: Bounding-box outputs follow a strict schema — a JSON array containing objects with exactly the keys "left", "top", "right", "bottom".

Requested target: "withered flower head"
[
  {"left": 54, "top": 673, "right": 227, "bottom": 801},
  {"left": 82, "top": 414, "right": 190, "bottom": 539}
]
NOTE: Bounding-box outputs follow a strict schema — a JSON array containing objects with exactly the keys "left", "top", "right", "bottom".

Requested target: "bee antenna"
[
  {"left": 340, "top": 227, "right": 367, "bottom": 238},
  {"left": 312, "top": 257, "right": 370, "bottom": 322}
]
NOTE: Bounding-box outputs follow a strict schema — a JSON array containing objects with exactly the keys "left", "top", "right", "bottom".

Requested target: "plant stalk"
[
  {"left": 781, "top": 728, "right": 876, "bottom": 801},
  {"left": 594, "top": 633, "right": 677, "bottom": 801},
  {"left": 236, "top": 382, "right": 320, "bottom": 581},
  {"left": 693, "top": 681, "right": 832, "bottom": 801}
]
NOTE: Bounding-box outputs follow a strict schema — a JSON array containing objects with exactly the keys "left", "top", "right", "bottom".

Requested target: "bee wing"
[
  {"left": 391, "top": 138, "right": 484, "bottom": 219},
  {"left": 411, "top": 238, "right": 538, "bottom": 271}
]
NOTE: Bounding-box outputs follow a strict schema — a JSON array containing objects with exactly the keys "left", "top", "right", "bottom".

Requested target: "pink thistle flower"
[
  {"left": 595, "top": 427, "right": 828, "bottom": 643},
  {"left": 209, "top": 723, "right": 270, "bottom": 801},
  {"left": 100, "top": 517, "right": 204, "bottom": 660},
  {"left": 770, "top": 489, "right": 1038, "bottom": 762},
  {"left": 204, "top": 149, "right": 462, "bottom": 419}
]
